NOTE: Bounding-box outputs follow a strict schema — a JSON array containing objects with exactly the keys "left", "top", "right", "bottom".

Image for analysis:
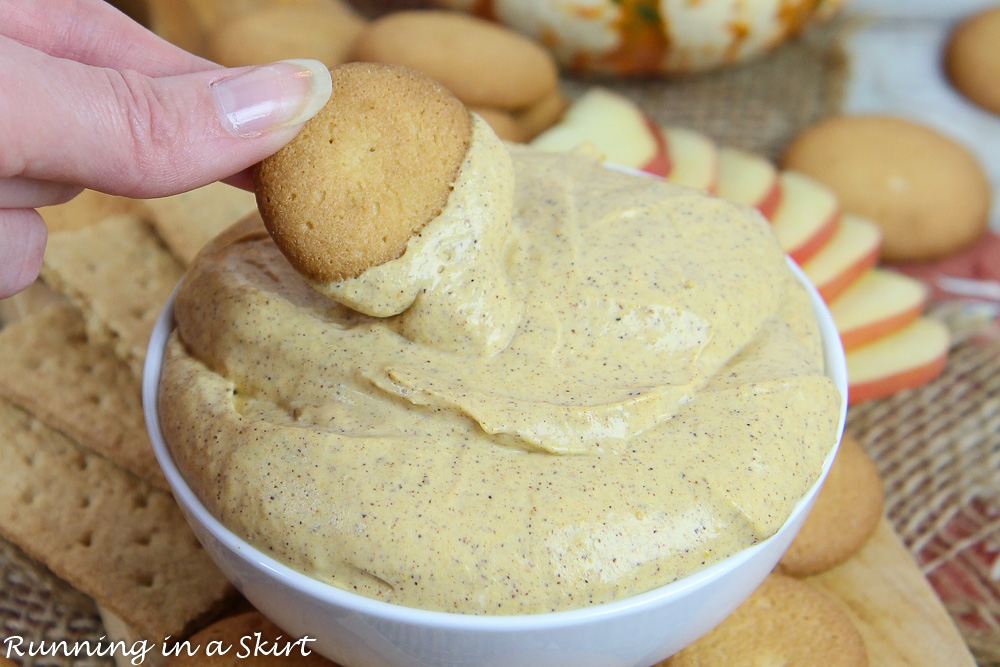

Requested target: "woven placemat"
[
  {"left": 4, "top": 1, "right": 996, "bottom": 665},
  {"left": 0, "top": 540, "right": 111, "bottom": 667}
]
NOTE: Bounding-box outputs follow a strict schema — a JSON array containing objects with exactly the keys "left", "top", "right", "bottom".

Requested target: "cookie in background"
[
  {"left": 779, "top": 436, "right": 884, "bottom": 577},
  {"left": 782, "top": 115, "right": 991, "bottom": 263},
  {"left": 129, "top": 2, "right": 569, "bottom": 141},
  {"left": 351, "top": 10, "right": 564, "bottom": 141},
  {"left": 946, "top": 6, "right": 1000, "bottom": 116},
  {"left": 469, "top": 107, "right": 525, "bottom": 143},
  {"left": 141, "top": 0, "right": 363, "bottom": 65},
  {"left": 206, "top": 1, "right": 366, "bottom": 68}
]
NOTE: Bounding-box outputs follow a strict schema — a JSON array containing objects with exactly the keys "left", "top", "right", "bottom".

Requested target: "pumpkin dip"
[{"left": 159, "top": 118, "right": 841, "bottom": 614}]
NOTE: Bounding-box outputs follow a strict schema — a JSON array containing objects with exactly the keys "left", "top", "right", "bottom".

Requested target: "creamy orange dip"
[{"left": 159, "top": 118, "right": 840, "bottom": 614}]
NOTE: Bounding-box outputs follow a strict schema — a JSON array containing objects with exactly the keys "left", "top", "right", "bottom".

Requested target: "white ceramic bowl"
[{"left": 143, "top": 260, "right": 847, "bottom": 667}]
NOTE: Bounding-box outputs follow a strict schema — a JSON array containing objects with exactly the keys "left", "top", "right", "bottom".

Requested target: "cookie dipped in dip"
[{"left": 159, "top": 64, "right": 841, "bottom": 614}]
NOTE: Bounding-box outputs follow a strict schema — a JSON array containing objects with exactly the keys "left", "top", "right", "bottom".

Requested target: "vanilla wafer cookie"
[
  {"left": 783, "top": 115, "right": 990, "bottom": 262},
  {"left": 207, "top": 2, "right": 365, "bottom": 68},
  {"left": 515, "top": 87, "right": 568, "bottom": 141},
  {"left": 665, "top": 573, "right": 868, "bottom": 665},
  {"left": 470, "top": 106, "right": 525, "bottom": 142},
  {"left": 254, "top": 62, "right": 472, "bottom": 283},
  {"left": 352, "top": 10, "right": 558, "bottom": 110},
  {"left": 779, "top": 436, "right": 883, "bottom": 576},
  {"left": 946, "top": 7, "right": 1000, "bottom": 116}
]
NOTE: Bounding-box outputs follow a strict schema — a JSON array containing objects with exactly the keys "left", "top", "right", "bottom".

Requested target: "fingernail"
[{"left": 211, "top": 59, "right": 332, "bottom": 138}]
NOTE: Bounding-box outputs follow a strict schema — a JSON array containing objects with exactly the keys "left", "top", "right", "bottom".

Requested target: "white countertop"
[{"left": 843, "top": 0, "right": 1000, "bottom": 231}]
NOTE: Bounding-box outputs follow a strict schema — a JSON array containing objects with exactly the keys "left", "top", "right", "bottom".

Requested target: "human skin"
[{"left": 0, "top": 0, "right": 332, "bottom": 298}]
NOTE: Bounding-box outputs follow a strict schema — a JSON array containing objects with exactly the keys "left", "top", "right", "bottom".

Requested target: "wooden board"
[{"left": 810, "top": 518, "right": 975, "bottom": 666}]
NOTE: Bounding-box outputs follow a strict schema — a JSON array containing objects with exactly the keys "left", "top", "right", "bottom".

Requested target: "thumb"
[{"left": 1, "top": 36, "right": 332, "bottom": 198}]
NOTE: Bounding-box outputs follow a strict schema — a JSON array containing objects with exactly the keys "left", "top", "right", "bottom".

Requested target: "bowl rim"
[{"left": 144, "top": 259, "right": 847, "bottom": 632}]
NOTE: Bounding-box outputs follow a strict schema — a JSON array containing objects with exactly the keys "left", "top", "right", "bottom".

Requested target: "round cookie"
[
  {"left": 779, "top": 435, "right": 883, "bottom": 576},
  {"left": 207, "top": 3, "right": 366, "bottom": 68},
  {"left": 164, "top": 612, "right": 335, "bottom": 665},
  {"left": 665, "top": 573, "right": 868, "bottom": 666},
  {"left": 515, "top": 87, "right": 569, "bottom": 141},
  {"left": 782, "top": 115, "right": 991, "bottom": 262},
  {"left": 352, "top": 10, "right": 559, "bottom": 110},
  {"left": 946, "top": 7, "right": 1000, "bottom": 115},
  {"left": 254, "top": 62, "right": 472, "bottom": 283},
  {"left": 470, "top": 106, "right": 525, "bottom": 143}
]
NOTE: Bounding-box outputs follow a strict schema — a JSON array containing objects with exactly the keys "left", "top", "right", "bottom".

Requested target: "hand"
[{"left": 0, "top": 0, "right": 333, "bottom": 299}]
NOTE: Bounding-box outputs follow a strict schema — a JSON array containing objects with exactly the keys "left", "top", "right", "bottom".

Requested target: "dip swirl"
[{"left": 160, "top": 120, "right": 841, "bottom": 614}]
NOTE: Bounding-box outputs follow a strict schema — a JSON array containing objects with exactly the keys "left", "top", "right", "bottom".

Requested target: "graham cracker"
[
  {"left": 38, "top": 189, "right": 146, "bottom": 234},
  {"left": 0, "top": 399, "right": 235, "bottom": 641},
  {"left": 41, "top": 215, "right": 184, "bottom": 375},
  {"left": 143, "top": 182, "right": 257, "bottom": 265},
  {"left": 0, "top": 304, "right": 166, "bottom": 490},
  {"left": 0, "top": 278, "right": 65, "bottom": 327}
]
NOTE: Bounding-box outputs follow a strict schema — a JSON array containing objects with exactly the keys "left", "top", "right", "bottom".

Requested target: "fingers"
[
  {"left": 0, "top": 177, "right": 82, "bottom": 209},
  {"left": 0, "top": 36, "right": 332, "bottom": 198},
  {"left": 2, "top": 0, "right": 215, "bottom": 76},
  {"left": 222, "top": 169, "right": 256, "bottom": 192},
  {"left": 0, "top": 209, "right": 47, "bottom": 299}
]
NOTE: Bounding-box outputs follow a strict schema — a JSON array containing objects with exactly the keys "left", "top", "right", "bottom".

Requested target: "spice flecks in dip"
[{"left": 160, "top": 122, "right": 840, "bottom": 614}]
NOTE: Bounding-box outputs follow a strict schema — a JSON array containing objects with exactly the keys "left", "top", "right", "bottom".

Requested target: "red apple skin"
[
  {"left": 755, "top": 180, "right": 782, "bottom": 220},
  {"left": 706, "top": 170, "right": 719, "bottom": 195},
  {"left": 786, "top": 211, "right": 840, "bottom": 265},
  {"left": 815, "top": 245, "right": 880, "bottom": 303},
  {"left": 848, "top": 353, "right": 947, "bottom": 404},
  {"left": 640, "top": 116, "right": 672, "bottom": 178},
  {"left": 840, "top": 304, "right": 924, "bottom": 350}
]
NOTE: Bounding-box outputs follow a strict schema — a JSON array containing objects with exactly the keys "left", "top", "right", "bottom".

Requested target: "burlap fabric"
[
  {"left": 0, "top": 540, "right": 108, "bottom": 667},
  {"left": 2, "top": 2, "right": 997, "bottom": 665}
]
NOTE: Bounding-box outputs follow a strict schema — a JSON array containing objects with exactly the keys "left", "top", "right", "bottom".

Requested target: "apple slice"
[
  {"left": 661, "top": 127, "right": 718, "bottom": 193},
  {"left": 829, "top": 269, "right": 928, "bottom": 350},
  {"left": 531, "top": 89, "right": 671, "bottom": 177},
  {"left": 772, "top": 171, "right": 842, "bottom": 264},
  {"left": 847, "top": 317, "right": 949, "bottom": 404},
  {"left": 715, "top": 148, "right": 782, "bottom": 219},
  {"left": 801, "top": 214, "right": 882, "bottom": 303}
]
